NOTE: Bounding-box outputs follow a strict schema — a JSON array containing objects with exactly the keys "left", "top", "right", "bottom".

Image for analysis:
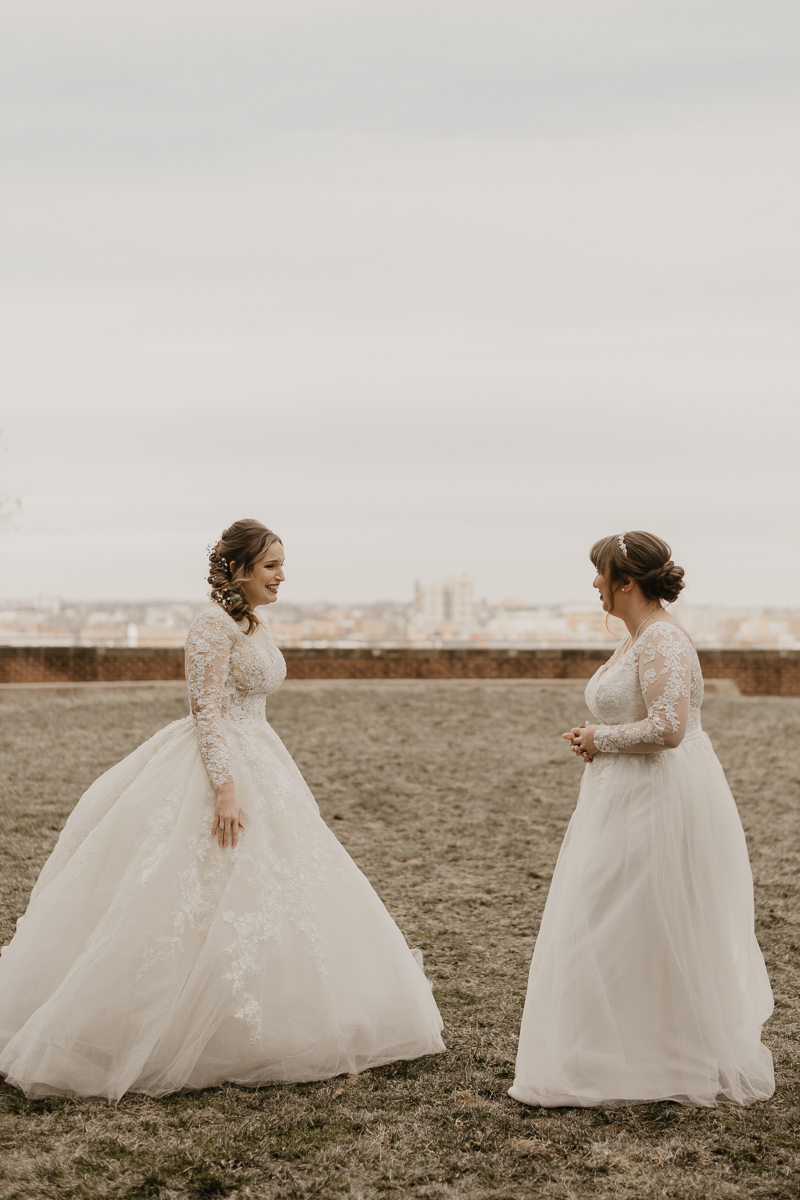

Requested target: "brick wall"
[
  {"left": 2, "top": 645, "right": 800, "bottom": 694},
  {"left": 0, "top": 646, "right": 186, "bottom": 684},
  {"left": 283, "top": 647, "right": 609, "bottom": 680},
  {"left": 695, "top": 649, "right": 800, "bottom": 697}
]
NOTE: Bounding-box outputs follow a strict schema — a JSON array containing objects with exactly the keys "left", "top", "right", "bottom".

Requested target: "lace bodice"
[
  {"left": 584, "top": 621, "right": 703, "bottom": 753},
  {"left": 185, "top": 605, "right": 287, "bottom": 788}
]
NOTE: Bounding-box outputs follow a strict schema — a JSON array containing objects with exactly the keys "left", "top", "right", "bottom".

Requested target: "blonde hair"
[
  {"left": 207, "top": 519, "right": 281, "bottom": 634},
  {"left": 590, "top": 530, "right": 685, "bottom": 612}
]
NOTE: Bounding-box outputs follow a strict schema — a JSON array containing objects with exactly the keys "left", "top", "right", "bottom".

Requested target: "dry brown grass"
[{"left": 0, "top": 680, "right": 798, "bottom": 1200}]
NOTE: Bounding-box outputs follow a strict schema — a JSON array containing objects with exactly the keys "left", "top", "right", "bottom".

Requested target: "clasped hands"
[{"left": 563, "top": 722, "right": 597, "bottom": 763}]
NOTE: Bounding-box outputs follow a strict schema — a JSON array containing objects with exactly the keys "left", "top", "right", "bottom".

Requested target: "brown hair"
[
  {"left": 207, "top": 519, "right": 282, "bottom": 634},
  {"left": 590, "top": 530, "right": 685, "bottom": 611}
]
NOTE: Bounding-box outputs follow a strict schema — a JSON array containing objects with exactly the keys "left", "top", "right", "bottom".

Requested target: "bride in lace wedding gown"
[
  {"left": 510, "top": 532, "right": 774, "bottom": 1109},
  {"left": 0, "top": 521, "right": 444, "bottom": 1100}
]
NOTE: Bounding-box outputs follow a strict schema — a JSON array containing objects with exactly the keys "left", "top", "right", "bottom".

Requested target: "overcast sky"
[{"left": 1, "top": 0, "right": 798, "bottom": 606}]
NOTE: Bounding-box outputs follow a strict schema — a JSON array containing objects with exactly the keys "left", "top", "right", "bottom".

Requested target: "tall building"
[
  {"left": 415, "top": 576, "right": 473, "bottom": 634},
  {"left": 447, "top": 576, "right": 473, "bottom": 629}
]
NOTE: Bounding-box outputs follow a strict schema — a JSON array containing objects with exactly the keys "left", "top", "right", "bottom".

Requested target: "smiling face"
[{"left": 237, "top": 541, "right": 285, "bottom": 607}]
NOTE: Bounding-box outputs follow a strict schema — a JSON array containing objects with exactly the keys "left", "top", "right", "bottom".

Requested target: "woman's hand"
[
  {"left": 562, "top": 723, "right": 597, "bottom": 763},
  {"left": 212, "top": 781, "right": 245, "bottom": 848}
]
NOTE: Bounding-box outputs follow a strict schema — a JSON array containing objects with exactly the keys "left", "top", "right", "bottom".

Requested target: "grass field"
[{"left": 0, "top": 680, "right": 798, "bottom": 1200}]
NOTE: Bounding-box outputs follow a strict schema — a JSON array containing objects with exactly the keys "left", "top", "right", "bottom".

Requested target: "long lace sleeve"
[
  {"left": 594, "top": 624, "right": 692, "bottom": 754},
  {"left": 185, "top": 608, "right": 236, "bottom": 789}
]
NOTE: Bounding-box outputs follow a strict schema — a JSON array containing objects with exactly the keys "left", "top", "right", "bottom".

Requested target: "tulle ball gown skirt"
[
  {"left": 0, "top": 716, "right": 444, "bottom": 1100},
  {"left": 510, "top": 732, "right": 774, "bottom": 1108}
]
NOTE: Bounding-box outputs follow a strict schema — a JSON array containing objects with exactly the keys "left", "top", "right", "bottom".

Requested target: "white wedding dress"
[
  {"left": 0, "top": 606, "right": 444, "bottom": 1100},
  {"left": 510, "top": 620, "right": 774, "bottom": 1108}
]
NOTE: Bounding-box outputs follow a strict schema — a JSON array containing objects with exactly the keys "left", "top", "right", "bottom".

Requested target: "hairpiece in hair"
[
  {"left": 617, "top": 532, "right": 628, "bottom": 557},
  {"left": 211, "top": 546, "right": 231, "bottom": 577}
]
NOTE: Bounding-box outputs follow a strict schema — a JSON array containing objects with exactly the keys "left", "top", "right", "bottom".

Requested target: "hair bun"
[
  {"left": 589, "top": 530, "right": 686, "bottom": 608},
  {"left": 650, "top": 559, "right": 685, "bottom": 604}
]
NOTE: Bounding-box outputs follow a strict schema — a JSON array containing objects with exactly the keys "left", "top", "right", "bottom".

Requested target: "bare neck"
[{"left": 619, "top": 597, "right": 664, "bottom": 641}]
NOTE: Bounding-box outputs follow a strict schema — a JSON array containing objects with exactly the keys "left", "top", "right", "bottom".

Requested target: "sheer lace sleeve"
[
  {"left": 185, "top": 607, "right": 236, "bottom": 789},
  {"left": 594, "top": 624, "right": 692, "bottom": 754}
]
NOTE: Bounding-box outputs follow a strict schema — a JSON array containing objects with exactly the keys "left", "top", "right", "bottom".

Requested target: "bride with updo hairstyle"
[
  {"left": 0, "top": 519, "right": 444, "bottom": 1101},
  {"left": 510, "top": 530, "right": 774, "bottom": 1110}
]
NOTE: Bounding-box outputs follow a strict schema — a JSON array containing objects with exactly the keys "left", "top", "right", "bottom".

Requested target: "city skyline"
[{"left": 3, "top": 583, "right": 800, "bottom": 653}]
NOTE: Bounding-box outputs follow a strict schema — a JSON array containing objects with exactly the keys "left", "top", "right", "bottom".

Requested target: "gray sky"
[{"left": 1, "top": 0, "right": 798, "bottom": 606}]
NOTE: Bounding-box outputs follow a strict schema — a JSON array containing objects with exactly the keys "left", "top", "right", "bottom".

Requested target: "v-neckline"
[{"left": 595, "top": 618, "right": 693, "bottom": 684}]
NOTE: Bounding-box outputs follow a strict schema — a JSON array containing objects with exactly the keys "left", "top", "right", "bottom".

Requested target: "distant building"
[
  {"left": 414, "top": 576, "right": 473, "bottom": 636},
  {"left": 486, "top": 605, "right": 624, "bottom": 645},
  {"left": 3, "top": 593, "right": 800, "bottom": 652}
]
